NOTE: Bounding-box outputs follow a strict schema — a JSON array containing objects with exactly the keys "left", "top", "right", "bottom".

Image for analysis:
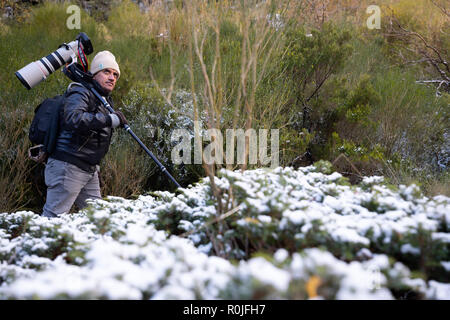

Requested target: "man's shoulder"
[
  {"left": 66, "top": 82, "right": 89, "bottom": 92},
  {"left": 65, "top": 82, "right": 93, "bottom": 101}
]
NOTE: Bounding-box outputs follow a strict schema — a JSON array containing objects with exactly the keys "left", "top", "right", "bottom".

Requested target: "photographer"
[{"left": 42, "top": 51, "right": 128, "bottom": 218}]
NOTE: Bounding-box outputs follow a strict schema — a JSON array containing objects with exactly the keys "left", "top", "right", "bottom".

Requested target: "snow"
[
  {"left": 362, "top": 176, "right": 384, "bottom": 185},
  {"left": 282, "top": 210, "right": 305, "bottom": 225},
  {"left": 0, "top": 165, "right": 449, "bottom": 300},
  {"left": 331, "top": 227, "right": 371, "bottom": 246},
  {"left": 441, "top": 261, "right": 450, "bottom": 271},
  {"left": 426, "top": 281, "right": 450, "bottom": 300},
  {"left": 432, "top": 232, "right": 450, "bottom": 243},
  {"left": 258, "top": 215, "right": 272, "bottom": 223},
  {"left": 274, "top": 249, "right": 289, "bottom": 263},
  {"left": 240, "top": 257, "right": 291, "bottom": 292},
  {"left": 401, "top": 244, "right": 421, "bottom": 255}
]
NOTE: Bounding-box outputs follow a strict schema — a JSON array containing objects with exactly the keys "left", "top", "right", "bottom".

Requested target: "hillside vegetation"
[{"left": 0, "top": 0, "right": 448, "bottom": 213}]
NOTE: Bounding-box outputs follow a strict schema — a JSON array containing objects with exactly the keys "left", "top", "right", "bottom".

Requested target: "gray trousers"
[{"left": 42, "top": 158, "right": 101, "bottom": 218}]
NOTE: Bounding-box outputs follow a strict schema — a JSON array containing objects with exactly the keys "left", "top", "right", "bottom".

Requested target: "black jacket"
[{"left": 51, "top": 83, "right": 114, "bottom": 172}]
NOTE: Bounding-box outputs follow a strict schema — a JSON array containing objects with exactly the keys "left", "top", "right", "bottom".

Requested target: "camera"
[{"left": 15, "top": 32, "right": 93, "bottom": 90}]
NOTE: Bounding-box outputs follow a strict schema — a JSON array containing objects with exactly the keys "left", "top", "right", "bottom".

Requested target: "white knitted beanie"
[{"left": 90, "top": 51, "right": 120, "bottom": 78}]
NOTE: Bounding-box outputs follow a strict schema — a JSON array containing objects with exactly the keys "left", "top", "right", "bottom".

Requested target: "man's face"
[{"left": 93, "top": 68, "right": 119, "bottom": 93}]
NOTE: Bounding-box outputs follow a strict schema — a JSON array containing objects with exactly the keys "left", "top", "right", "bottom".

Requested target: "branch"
[
  {"left": 387, "top": 10, "right": 450, "bottom": 83},
  {"left": 430, "top": 0, "right": 449, "bottom": 18},
  {"left": 416, "top": 79, "right": 450, "bottom": 95}
]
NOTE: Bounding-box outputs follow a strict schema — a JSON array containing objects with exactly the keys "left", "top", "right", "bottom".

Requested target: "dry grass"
[{"left": 0, "top": 107, "right": 34, "bottom": 212}]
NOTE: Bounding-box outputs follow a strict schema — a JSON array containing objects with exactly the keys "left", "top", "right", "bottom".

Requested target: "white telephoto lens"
[
  {"left": 15, "top": 34, "right": 91, "bottom": 90},
  {"left": 15, "top": 40, "right": 79, "bottom": 89},
  {"left": 15, "top": 61, "right": 49, "bottom": 90}
]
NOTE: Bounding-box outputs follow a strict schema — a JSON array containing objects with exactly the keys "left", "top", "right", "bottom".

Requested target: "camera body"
[{"left": 15, "top": 32, "right": 93, "bottom": 90}]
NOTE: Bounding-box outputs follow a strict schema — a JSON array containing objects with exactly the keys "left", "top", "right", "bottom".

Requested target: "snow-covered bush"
[
  {"left": 0, "top": 163, "right": 448, "bottom": 299},
  {"left": 153, "top": 164, "right": 449, "bottom": 283},
  {"left": 118, "top": 84, "right": 204, "bottom": 189}
]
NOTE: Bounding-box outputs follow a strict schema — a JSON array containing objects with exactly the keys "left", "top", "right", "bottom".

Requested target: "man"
[{"left": 42, "top": 51, "right": 128, "bottom": 218}]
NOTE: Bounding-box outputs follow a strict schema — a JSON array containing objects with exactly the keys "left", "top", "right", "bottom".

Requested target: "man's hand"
[{"left": 113, "top": 110, "right": 128, "bottom": 127}]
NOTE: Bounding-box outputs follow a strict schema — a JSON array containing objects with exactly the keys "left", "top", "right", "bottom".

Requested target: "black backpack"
[{"left": 28, "top": 94, "right": 65, "bottom": 162}]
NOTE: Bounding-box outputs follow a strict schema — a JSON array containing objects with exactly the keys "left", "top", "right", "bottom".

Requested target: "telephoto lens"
[{"left": 15, "top": 32, "right": 93, "bottom": 90}]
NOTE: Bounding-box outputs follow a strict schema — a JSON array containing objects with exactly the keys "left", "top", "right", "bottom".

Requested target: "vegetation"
[
  {"left": 0, "top": 0, "right": 448, "bottom": 215},
  {"left": 0, "top": 165, "right": 448, "bottom": 299}
]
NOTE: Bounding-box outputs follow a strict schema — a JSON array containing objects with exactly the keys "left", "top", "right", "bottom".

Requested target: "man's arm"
[{"left": 63, "top": 86, "right": 119, "bottom": 132}]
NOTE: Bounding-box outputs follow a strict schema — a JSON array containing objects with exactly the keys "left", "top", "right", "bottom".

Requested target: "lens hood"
[{"left": 77, "top": 32, "right": 93, "bottom": 55}]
